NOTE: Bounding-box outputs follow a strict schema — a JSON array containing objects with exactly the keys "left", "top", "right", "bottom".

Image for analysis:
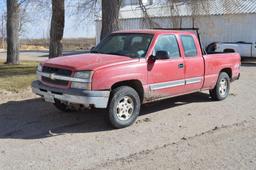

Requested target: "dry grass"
[
  {"left": 0, "top": 61, "right": 38, "bottom": 92},
  {"left": 20, "top": 38, "right": 96, "bottom": 51},
  {"left": 20, "top": 45, "right": 48, "bottom": 51}
]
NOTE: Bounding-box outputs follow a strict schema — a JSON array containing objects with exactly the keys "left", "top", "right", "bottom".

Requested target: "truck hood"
[{"left": 43, "top": 53, "right": 138, "bottom": 71}]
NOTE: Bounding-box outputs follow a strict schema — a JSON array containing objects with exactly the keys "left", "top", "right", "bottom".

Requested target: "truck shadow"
[
  {"left": 0, "top": 92, "right": 211, "bottom": 140},
  {"left": 140, "top": 92, "right": 211, "bottom": 116}
]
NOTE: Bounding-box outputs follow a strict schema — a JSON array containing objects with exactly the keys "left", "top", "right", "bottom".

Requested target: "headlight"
[
  {"left": 37, "top": 64, "right": 43, "bottom": 81},
  {"left": 71, "top": 71, "right": 93, "bottom": 90},
  {"left": 37, "top": 64, "right": 43, "bottom": 72},
  {"left": 73, "top": 71, "right": 92, "bottom": 79}
]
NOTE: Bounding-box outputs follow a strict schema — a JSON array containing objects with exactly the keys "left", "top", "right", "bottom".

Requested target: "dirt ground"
[{"left": 0, "top": 62, "right": 256, "bottom": 170}]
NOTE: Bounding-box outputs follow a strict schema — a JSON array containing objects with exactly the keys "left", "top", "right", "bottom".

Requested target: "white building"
[{"left": 96, "top": 0, "right": 256, "bottom": 48}]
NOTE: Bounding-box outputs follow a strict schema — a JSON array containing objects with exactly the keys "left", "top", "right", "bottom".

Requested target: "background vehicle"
[
  {"left": 206, "top": 42, "right": 256, "bottom": 58},
  {"left": 32, "top": 28, "right": 241, "bottom": 129}
]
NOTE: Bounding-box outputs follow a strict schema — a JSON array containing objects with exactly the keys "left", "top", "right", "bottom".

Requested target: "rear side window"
[
  {"left": 154, "top": 35, "right": 180, "bottom": 59},
  {"left": 181, "top": 35, "right": 197, "bottom": 57}
]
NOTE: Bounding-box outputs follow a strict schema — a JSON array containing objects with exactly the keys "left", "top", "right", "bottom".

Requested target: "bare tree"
[
  {"left": 0, "top": 13, "right": 6, "bottom": 49},
  {"left": 100, "top": 0, "right": 121, "bottom": 40},
  {"left": 49, "top": 0, "right": 65, "bottom": 58},
  {"left": 68, "top": 0, "right": 122, "bottom": 41},
  {"left": 5, "top": 0, "right": 43, "bottom": 64},
  {"left": 6, "top": 0, "right": 20, "bottom": 64},
  {"left": 138, "top": 0, "right": 161, "bottom": 28},
  {"left": 72, "top": 0, "right": 99, "bottom": 21}
]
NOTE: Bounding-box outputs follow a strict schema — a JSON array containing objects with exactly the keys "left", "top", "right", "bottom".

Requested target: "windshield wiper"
[
  {"left": 91, "top": 51, "right": 134, "bottom": 58},
  {"left": 106, "top": 52, "right": 123, "bottom": 56},
  {"left": 107, "top": 52, "right": 136, "bottom": 58},
  {"left": 90, "top": 50, "right": 100, "bottom": 54}
]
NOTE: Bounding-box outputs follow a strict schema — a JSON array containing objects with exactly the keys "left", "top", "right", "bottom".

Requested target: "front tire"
[
  {"left": 210, "top": 72, "right": 230, "bottom": 101},
  {"left": 108, "top": 86, "right": 141, "bottom": 129}
]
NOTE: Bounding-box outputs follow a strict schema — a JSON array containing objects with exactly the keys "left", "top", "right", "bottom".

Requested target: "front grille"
[
  {"left": 41, "top": 66, "right": 72, "bottom": 87},
  {"left": 42, "top": 77, "right": 69, "bottom": 86},
  {"left": 42, "top": 66, "right": 72, "bottom": 76}
]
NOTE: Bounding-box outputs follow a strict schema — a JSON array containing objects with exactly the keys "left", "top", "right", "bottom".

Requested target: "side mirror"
[
  {"left": 155, "top": 51, "right": 169, "bottom": 60},
  {"left": 150, "top": 51, "right": 169, "bottom": 62}
]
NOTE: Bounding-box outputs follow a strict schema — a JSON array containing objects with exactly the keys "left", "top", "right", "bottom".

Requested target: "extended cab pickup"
[{"left": 32, "top": 29, "right": 241, "bottom": 128}]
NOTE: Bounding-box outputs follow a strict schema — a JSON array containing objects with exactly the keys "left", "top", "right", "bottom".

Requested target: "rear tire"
[
  {"left": 108, "top": 86, "right": 141, "bottom": 129},
  {"left": 210, "top": 72, "right": 230, "bottom": 101}
]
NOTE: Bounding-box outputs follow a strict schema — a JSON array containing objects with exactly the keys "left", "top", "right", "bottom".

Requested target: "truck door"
[
  {"left": 238, "top": 43, "right": 252, "bottom": 57},
  {"left": 180, "top": 35, "right": 204, "bottom": 92},
  {"left": 148, "top": 34, "right": 185, "bottom": 98}
]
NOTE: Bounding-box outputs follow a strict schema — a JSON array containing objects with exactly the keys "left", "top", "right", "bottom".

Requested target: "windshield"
[{"left": 92, "top": 33, "right": 153, "bottom": 58}]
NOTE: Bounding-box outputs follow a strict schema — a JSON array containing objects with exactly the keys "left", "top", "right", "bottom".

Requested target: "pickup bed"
[{"left": 32, "top": 29, "right": 241, "bottom": 128}]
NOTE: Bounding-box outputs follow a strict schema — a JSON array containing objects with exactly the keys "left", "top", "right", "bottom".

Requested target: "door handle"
[{"left": 178, "top": 63, "right": 184, "bottom": 69}]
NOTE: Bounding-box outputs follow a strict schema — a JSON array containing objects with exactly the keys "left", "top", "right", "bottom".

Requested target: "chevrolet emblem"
[{"left": 49, "top": 73, "right": 55, "bottom": 80}]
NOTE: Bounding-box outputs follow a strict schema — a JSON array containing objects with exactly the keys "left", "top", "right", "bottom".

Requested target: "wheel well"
[
  {"left": 220, "top": 68, "right": 232, "bottom": 78},
  {"left": 223, "top": 49, "right": 235, "bottom": 53},
  {"left": 111, "top": 80, "right": 144, "bottom": 102}
]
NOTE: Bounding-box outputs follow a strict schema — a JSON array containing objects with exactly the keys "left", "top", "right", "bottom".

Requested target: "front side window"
[
  {"left": 92, "top": 33, "right": 153, "bottom": 58},
  {"left": 153, "top": 35, "right": 180, "bottom": 59},
  {"left": 181, "top": 35, "right": 197, "bottom": 57}
]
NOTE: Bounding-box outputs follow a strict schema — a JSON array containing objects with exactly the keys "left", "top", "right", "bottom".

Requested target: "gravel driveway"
[{"left": 0, "top": 63, "right": 256, "bottom": 170}]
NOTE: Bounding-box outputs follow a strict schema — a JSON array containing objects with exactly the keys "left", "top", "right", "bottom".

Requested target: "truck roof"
[{"left": 114, "top": 29, "right": 196, "bottom": 36}]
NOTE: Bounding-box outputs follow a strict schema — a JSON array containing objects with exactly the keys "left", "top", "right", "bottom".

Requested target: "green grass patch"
[{"left": 0, "top": 61, "right": 38, "bottom": 92}]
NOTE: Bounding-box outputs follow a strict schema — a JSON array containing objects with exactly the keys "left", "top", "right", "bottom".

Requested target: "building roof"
[{"left": 119, "top": 0, "right": 256, "bottom": 19}]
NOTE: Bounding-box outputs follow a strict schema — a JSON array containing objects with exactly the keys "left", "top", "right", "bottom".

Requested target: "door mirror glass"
[{"left": 155, "top": 50, "right": 169, "bottom": 60}]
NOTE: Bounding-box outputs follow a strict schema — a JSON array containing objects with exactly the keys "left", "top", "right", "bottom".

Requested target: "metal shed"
[{"left": 96, "top": 0, "right": 256, "bottom": 48}]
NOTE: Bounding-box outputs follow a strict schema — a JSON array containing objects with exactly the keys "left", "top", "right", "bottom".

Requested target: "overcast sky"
[{"left": 0, "top": 0, "right": 97, "bottom": 39}]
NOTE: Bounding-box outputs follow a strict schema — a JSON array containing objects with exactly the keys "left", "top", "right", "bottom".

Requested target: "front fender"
[{"left": 91, "top": 61, "right": 148, "bottom": 90}]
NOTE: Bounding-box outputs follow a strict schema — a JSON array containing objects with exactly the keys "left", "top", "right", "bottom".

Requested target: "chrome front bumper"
[{"left": 31, "top": 81, "right": 110, "bottom": 108}]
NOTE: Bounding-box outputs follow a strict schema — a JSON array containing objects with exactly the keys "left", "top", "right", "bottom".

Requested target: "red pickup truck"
[{"left": 32, "top": 29, "right": 240, "bottom": 128}]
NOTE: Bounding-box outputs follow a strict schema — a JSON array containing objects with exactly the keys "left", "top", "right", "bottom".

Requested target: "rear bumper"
[{"left": 31, "top": 81, "right": 110, "bottom": 108}]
